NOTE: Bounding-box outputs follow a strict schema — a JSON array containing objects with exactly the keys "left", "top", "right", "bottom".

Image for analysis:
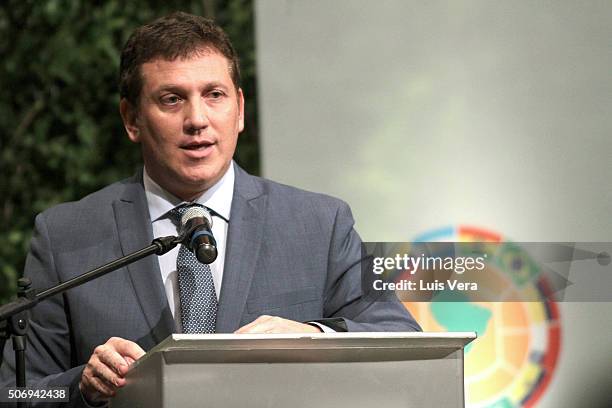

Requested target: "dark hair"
[{"left": 119, "top": 12, "right": 241, "bottom": 105}]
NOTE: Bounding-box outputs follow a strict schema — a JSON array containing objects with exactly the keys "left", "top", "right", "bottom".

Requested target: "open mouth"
[
  {"left": 183, "top": 144, "right": 211, "bottom": 150},
  {"left": 182, "top": 141, "right": 214, "bottom": 150},
  {"left": 180, "top": 141, "right": 215, "bottom": 158}
]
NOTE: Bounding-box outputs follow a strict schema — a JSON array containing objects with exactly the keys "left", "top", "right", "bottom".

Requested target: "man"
[{"left": 0, "top": 12, "right": 420, "bottom": 407}]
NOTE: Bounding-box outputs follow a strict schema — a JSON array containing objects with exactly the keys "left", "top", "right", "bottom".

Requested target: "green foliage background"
[{"left": 0, "top": 0, "right": 259, "bottom": 304}]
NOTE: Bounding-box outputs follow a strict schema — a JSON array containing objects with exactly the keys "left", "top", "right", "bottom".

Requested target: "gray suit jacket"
[{"left": 0, "top": 164, "right": 420, "bottom": 407}]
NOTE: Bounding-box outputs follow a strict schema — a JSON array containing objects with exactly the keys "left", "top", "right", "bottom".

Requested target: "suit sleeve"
[
  {"left": 316, "top": 201, "right": 421, "bottom": 332},
  {"left": 0, "top": 213, "right": 90, "bottom": 408}
]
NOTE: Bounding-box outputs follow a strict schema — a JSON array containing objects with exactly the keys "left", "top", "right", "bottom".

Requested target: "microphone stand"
[{"left": 0, "top": 235, "right": 181, "bottom": 406}]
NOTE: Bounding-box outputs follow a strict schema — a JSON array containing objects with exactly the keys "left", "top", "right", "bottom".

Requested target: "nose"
[{"left": 184, "top": 98, "right": 209, "bottom": 134}]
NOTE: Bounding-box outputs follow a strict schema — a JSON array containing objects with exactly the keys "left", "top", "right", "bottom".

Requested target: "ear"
[
  {"left": 237, "top": 88, "right": 245, "bottom": 133},
  {"left": 120, "top": 98, "right": 141, "bottom": 143}
]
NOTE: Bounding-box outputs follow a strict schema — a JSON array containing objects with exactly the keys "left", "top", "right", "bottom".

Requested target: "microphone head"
[
  {"left": 179, "top": 205, "right": 218, "bottom": 264},
  {"left": 180, "top": 206, "right": 213, "bottom": 229}
]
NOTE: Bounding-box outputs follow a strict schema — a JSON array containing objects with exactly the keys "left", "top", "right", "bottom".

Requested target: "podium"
[{"left": 111, "top": 332, "right": 475, "bottom": 408}]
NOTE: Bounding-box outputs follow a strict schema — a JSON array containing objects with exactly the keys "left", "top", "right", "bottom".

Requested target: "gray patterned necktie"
[{"left": 171, "top": 205, "right": 218, "bottom": 333}]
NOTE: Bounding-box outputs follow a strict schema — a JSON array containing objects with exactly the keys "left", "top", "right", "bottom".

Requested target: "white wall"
[{"left": 255, "top": 1, "right": 612, "bottom": 407}]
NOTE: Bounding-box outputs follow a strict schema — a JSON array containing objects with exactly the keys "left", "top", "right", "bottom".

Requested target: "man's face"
[{"left": 121, "top": 50, "right": 244, "bottom": 201}]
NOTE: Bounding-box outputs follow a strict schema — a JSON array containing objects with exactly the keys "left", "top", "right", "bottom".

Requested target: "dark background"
[{"left": 0, "top": 0, "right": 259, "bottom": 304}]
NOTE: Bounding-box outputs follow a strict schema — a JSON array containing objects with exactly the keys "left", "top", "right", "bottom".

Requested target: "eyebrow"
[{"left": 153, "top": 82, "right": 230, "bottom": 94}]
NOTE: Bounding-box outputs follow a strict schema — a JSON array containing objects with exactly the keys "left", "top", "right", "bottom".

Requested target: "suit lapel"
[
  {"left": 113, "top": 173, "right": 176, "bottom": 344},
  {"left": 216, "top": 164, "right": 267, "bottom": 332}
]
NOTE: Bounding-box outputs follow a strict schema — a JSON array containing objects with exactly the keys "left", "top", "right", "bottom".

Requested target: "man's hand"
[
  {"left": 79, "top": 337, "right": 145, "bottom": 403},
  {"left": 234, "top": 315, "right": 322, "bottom": 334}
]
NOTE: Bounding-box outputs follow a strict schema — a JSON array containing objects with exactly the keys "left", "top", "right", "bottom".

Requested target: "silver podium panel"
[{"left": 111, "top": 332, "right": 475, "bottom": 408}]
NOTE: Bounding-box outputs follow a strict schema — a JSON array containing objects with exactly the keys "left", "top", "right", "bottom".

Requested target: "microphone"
[{"left": 179, "top": 206, "right": 218, "bottom": 264}]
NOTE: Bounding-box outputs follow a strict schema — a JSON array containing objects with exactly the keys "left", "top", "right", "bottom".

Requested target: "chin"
[
  {"left": 183, "top": 171, "right": 221, "bottom": 188},
  {"left": 178, "top": 161, "right": 229, "bottom": 186}
]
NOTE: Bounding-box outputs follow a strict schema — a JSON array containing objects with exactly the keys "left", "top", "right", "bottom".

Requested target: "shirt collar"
[{"left": 143, "top": 162, "right": 234, "bottom": 223}]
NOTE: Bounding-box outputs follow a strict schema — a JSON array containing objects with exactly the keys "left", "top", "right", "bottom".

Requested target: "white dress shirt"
[{"left": 143, "top": 163, "right": 234, "bottom": 331}]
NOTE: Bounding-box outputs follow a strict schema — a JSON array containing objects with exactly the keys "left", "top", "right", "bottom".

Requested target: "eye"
[
  {"left": 160, "top": 94, "right": 182, "bottom": 105},
  {"left": 208, "top": 90, "right": 225, "bottom": 99}
]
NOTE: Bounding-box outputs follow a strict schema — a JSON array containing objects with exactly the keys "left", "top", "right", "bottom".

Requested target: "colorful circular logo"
[{"left": 404, "top": 226, "right": 561, "bottom": 408}]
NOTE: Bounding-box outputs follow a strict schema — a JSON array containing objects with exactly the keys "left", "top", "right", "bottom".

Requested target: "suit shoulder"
[
  {"left": 248, "top": 174, "right": 352, "bottom": 219},
  {"left": 37, "top": 176, "right": 139, "bottom": 225},
  {"left": 258, "top": 175, "right": 347, "bottom": 204}
]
